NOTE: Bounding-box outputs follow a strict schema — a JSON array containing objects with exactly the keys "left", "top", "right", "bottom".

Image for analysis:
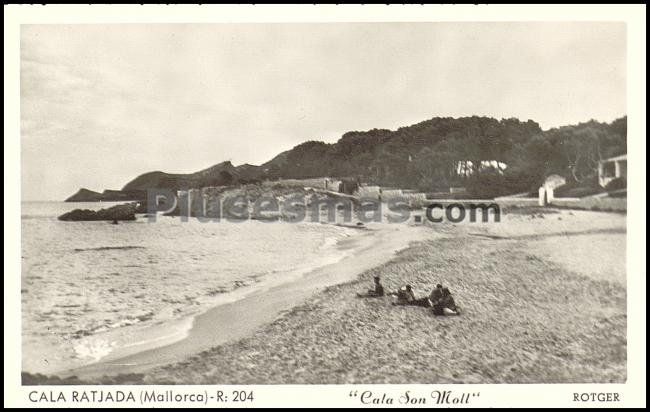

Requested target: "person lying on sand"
[
  {"left": 390, "top": 285, "right": 432, "bottom": 307},
  {"left": 356, "top": 275, "right": 385, "bottom": 298},
  {"left": 431, "top": 286, "right": 460, "bottom": 316}
]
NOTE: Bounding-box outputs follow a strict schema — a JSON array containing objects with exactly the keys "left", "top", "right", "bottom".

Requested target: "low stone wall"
[
  {"left": 494, "top": 192, "right": 627, "bottom": 212},
  {"left": 263, "top": 178, "right": 332, "bottom": 190},
  {"left": 382, "top": 189, "right": 405, "bottom": 200},
  {"left": 355, "top": 186, "right": 381, "bottom": 198},
  {"left": 494, "top": 197, "right": 540, "bottom": 208},
  {"left": 552, "top": 196, "right": 627, "bottom": 212},
  {"left": 355, "top": 187, "right": 428, "bottom": 206},
  {"left": 403, "top": 193, "right": 427, "bottom": 203}
]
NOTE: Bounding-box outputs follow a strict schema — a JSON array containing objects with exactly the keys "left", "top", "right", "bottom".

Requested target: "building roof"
[{"left": 601, "top": 154, "right": 627, "bottom": 163}]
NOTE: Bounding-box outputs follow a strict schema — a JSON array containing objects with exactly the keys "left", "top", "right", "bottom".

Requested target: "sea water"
[{"left": 21, "top": 201, "right": 356, "bottom": 374}]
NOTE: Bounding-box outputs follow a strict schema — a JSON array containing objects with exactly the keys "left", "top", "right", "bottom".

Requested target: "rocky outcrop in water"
[{"left": 58, "top": 203, "right": 138, "bottom": 221}]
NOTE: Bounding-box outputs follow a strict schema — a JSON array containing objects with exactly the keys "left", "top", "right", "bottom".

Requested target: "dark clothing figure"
[
  {"left": 412, "top": 297, "right": 433, "bottom": 307},
  {"left": 429, "top": 285, "right": 444, "bottom": 307},
  {"left": 357, "top": 277, "right": 384, "bottom": 298},
  {"left": 441, "top": 287, "right": 457, "bottom": 309},
  {"left": 432, "top": 287, "right": 459, "bottom": 316}
]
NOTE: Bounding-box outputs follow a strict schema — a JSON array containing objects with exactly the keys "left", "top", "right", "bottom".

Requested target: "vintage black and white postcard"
[{"left": 4, "top": 4, "right": 646, "bottom": 408}]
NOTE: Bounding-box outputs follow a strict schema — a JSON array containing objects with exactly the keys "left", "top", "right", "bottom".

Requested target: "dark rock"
[{"left": 58, "top": 203, "right": 137, "bottom": 221}]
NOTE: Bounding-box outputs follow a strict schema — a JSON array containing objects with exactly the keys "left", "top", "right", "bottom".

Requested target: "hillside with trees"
[
  {"left": 67, "top": 115, "right": 627, "bottom": 201},
  {"left": 261, "top": 116, "right": 626, "bottom": 198}
]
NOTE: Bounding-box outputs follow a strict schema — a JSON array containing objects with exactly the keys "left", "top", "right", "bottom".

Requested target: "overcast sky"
[{"left": 21, "top": 23, "right": 626, "bottom": 200}]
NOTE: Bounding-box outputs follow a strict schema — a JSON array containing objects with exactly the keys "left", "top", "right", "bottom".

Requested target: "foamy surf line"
[
  {"left": 51, "top": 225, "right": 368, "bottom": 376},
  {"left": 22, "top": 221, "right": 361, "bottom": 376},
  {"left": 60, "top": 224, "right": 430, "bottom": 380}
]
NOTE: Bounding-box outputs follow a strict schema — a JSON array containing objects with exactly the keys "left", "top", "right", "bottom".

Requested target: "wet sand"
[
  {"left": 26, "top": 208, "right": 626, "bottom": 384},
  {"left": 59, "top": 223, "right": 432, "bottom": 381}
]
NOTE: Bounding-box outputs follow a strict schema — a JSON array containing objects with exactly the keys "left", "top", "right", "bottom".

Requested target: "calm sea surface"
[{"left": 21, "top": 201, "right": 354, "bottom": 374}]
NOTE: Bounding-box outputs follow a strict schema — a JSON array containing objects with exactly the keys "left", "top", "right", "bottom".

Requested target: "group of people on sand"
[{"left": 356, "top": 276, "right": 460, "bottom": 316}]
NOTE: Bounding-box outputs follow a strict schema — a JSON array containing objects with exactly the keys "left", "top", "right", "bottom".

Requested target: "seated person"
[
  {"left": 432, "top": 286, "right": 460, "bottom": 316},
  {"left": 429, "top": 284, "right": 444, "bottom": 306},
  {"left": 356, "top": 276, "right": 385, "bottom": 298},
  {"left": 441, "top": 287, "right": 458, "bottom": 311},
  {"left": 391, "top": 285, "right": 432, "bottom": 307},
  {"left": 392, "top": 284, "right": 416, "bottom": 305}
]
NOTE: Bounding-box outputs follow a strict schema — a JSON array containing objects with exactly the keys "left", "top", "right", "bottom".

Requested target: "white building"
[{"left": 598, "top": 154, "right": 627, "bottom": 187}]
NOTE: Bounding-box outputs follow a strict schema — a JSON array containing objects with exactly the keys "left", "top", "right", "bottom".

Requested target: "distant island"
[{"left": 66, "top": 115, "right": 627, "bottom": 201}]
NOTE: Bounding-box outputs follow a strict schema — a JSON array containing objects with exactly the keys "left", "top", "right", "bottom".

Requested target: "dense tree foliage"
[
  {"left": 262, "top": 116, "right": 626, "bottom": 197},
  {"left": 116, "top": 116, "right": 626, "bottom": 200}
]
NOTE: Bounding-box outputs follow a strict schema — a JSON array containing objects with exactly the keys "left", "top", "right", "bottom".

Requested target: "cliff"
[
  {"left": 65, "top": 188, "right": 104, "bottom": 202},
  {"left": 64, "top": 188, "right": 145, "bottom": 202},
  {"left": 65, "top": 115, "right": 627, "bottom": 200},
  {"left": 121, "top": 161, "right": 262, "bottom": 192}
]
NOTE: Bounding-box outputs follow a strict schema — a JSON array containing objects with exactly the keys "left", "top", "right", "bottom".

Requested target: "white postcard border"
[{"left": 4, "top": 4, "right": 646, "bottom": 408}]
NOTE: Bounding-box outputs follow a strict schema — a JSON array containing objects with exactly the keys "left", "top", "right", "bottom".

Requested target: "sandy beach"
[
  {"left": 53, "top": 222, "right": 432, "bottom": 380},
  {"left": 24, "top": 207, "right": 627, "bottom": 385}
]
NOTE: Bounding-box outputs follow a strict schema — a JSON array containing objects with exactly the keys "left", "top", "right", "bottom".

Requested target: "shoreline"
[
  {"left": 53, "top": 222, "right": 432, "bottom": 381},
  {"left": 133, "top": 209, "right": 624, "bottom": 385},
  {"left": 21, "top": 204, "right": 388, "bottom": 376},
  {"left": 23, "top": 208, "right": 626, "bottom": 385}
]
